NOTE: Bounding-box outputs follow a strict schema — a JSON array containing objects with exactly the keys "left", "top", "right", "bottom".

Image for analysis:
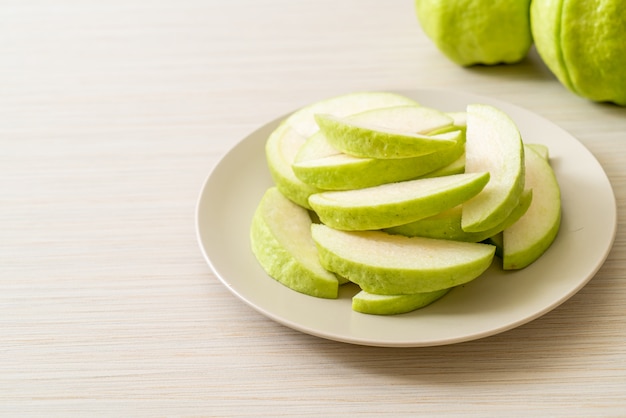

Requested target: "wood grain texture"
[{"left": 1, "top": 1, "right": 625, "bottom": 416}]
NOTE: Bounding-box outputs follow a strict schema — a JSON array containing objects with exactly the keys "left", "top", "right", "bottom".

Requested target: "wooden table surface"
[{"left": 2, "top": 1, "right": 625, "bottom": 416}]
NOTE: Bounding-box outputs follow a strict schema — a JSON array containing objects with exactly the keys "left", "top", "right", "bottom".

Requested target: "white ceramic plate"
[{"left": 196, "top": 89, "right": 617, "bottom": 347}]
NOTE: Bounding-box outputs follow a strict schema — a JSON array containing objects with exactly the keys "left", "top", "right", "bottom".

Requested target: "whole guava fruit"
[
  {"left": 415, "top": 0, "right": 533, "bottom": 66},
  {"left": 531, "top": 0, "right": 626, "bottom": 106}
]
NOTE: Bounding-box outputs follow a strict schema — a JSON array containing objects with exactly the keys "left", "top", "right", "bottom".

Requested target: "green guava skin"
[
  {"left": 292, "top": 130, "right": 465, "bottom": 191},
  {"left": 386, "top": 189, "right": 532, "bottom": 243},
  {"left": 265, "top": 122, "right": 321, "bottom": 210},
  {"left": 352, "top": 288, "right": 450, "bottom": 315},
  {"left": 250, "top": 188, "right": 340, "bottom": 298},
  {"left": 531, "top": 0, "right": 626, "bottom": 105},
  {"left": 309, "top": 172, "right": 490, "bottom": 231},
  {"left": 415, "top": 0, "right": 532, "bottom": 66},
  {"left": 502, "top": 146, "right": 561, "bottom": 270},
  {"left": 461, "top": 104, "right": 525, "bottom": 233},
  {"left": 311, "top": 225, "right": 496, "bottom": 295},
  {"left": 314, "top": 113, "right": 457, "bottom": 159}
]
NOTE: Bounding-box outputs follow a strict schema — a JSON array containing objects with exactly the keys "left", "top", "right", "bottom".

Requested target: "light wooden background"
[{"left": 1, "top": 1, "right": 625, "bottom": 416}]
